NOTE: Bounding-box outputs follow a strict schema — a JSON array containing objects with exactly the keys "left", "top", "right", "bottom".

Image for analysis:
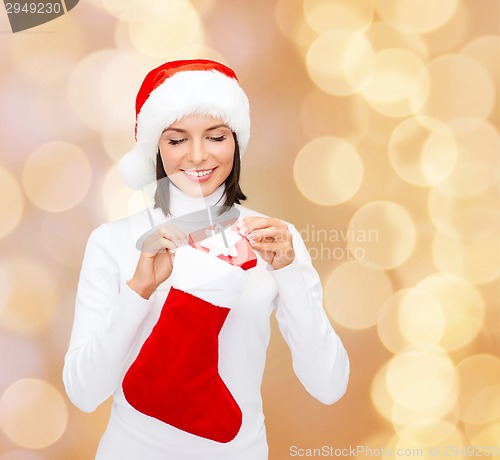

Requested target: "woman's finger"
[
  {"left": 246, "top": 226, "right": 283, "bottom": 242},
  {"left": 142, "top": 230, "right": 179, "bottom": 254},
  {"left": 160, "top": 225, "right": 188, "bottom": 248},
  {"left": 239, "top": 217, "right": 286, "bottom": 234}
]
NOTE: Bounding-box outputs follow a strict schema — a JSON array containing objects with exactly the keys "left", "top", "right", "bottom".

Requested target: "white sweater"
[{"left": 62, "top": 183, "right": 349, "bottom": 459}]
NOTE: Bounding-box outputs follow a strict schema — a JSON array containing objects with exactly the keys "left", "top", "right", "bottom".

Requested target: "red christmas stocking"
[{"left": 122, "top": 243, "right": 250, "bottom": 443}]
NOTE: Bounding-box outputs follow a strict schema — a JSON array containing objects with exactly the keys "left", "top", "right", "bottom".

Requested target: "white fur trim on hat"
[{"left": 119, "top": 69, "right": 250, "bottom": 190}]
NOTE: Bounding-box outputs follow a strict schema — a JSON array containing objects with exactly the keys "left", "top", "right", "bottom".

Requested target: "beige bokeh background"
[{"left": 0, "top": 0, "right": 499, "bottom": 459}]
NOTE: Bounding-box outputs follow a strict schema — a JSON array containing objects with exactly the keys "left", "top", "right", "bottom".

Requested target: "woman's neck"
[{"left": 168, "top": 181, "right": 226, "bottom": 218}]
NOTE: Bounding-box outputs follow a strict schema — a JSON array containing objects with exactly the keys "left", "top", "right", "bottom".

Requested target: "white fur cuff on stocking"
[{"left": 169, "top": 244, "right": 249, "bottom": 308}]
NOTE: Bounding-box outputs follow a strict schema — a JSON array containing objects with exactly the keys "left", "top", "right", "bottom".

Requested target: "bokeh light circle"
[
  {"left": 0, "top": 379, "right": 68, "bottom": 449},
  {"left": 397, "top": 288, "right": 446, "bottom": 347},
  {"left": 432, "top": 226, "right": 500, "bottom": 284},
  {"left": 377, "top": 287, "right": 446, "bottom": 353},
  {"left": 347, "top": 201, "right": 416, "bottom": 270},
  {"left": 275, "top": 0, "right": 316, "bottom": 49},
  {"left": 395, "top": 420, "right": 463, "bottom": 458},
  {"left": 371, "top": 361, "right": 394, "bottom": 422},
  {"left": 378, "top": 290, "right": 414, "bottom": 354},
  {"left": 67, "top": 50, "right": 148, "bottom": 132},
  {"left": 386, "top": 345, "right": 457, "bottom": 412},
  {"left": 10, "top": 14, "right": 84, "bottom": 87},
  {"left": 0, "top": 257, "right": 59, "bottom": 335},
  {"left": 455, "top": 354, "right": 500, "bottom": 423},
  {"left": 417, "top": 273, "right": 484, "bottom": 351},
  {"left": 362, "top": 48, "right": 429, "bottom": 117},
  {"left": 293, "top": 137, "right": 363, "bottom": 205},
  {"left": 371, "top": 358, "right": 458, "bottom": 426},
  {"left": 389, "top": 116, "right": 457, "bottom": 187},
  {"left": 391, "top": 396, "right": 458, "bottom": 431},
  {"left": 464, "top": 385, "right": 500, "bottom": 426},
  {"left": 0, "top": 166, "right": 23, "bottom": 239},
  {"left": 127, "top": 0, "right": 201, "bottom": 59},
  {"left": 375, "top": 0, "right": 459, "bottom": 34},
  {"left": 434, "top": 119, "right": 499, "bottom": 198},
  {"left": 303, "top": 0, "right": 374, "bottom": 34},
  {"left": 415, "top": 54, "right": 495, "bottom": 123},
  {"left": 461, "top": 35, "right": 500, "bottom": 83},
  {"left": 325, "top": 261, "right": 393, "bottom": 329},
  {"left": 22, "top": 142, "right": 92, "bottom": 213},
  {"left": 102, "top": 165, "right": 149, "bottom": 221},
  {"left": 306, "top": 30, "right": 375, "bottom": 96},
  {"left": 366, "top": 21, "right": 429, "bottom": 59},
  {"left": 427, "top": 186, "right": 499, "bottom": 237},
  {"left": 101, "top": 0, "right": 140, "bottom": 21},
  {"left": 467, "top": 424, "right": 500, "bottom": 452},
  {"left": 436, "top": 207, "right": 499, "bottom": 240}
]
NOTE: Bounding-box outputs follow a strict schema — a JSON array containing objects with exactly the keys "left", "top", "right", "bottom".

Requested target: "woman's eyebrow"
[
  {"left": 206, "top": 124, "right": 230, "bottom": 131},
  {"left": 163, "top": 127, "right": 186, "bottom": 133},
  {"left": 162, "top": 124, "right": 229, "bottom": 134}
]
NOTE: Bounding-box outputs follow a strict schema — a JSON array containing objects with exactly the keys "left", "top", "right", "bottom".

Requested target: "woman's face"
[{"left": 158, "top": 114, "right": 235, "bottom": 197}]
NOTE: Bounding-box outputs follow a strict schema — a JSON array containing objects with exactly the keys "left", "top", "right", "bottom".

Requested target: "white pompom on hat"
[{"left": 119, "top": 59, "right": 251, "bottom": 190}]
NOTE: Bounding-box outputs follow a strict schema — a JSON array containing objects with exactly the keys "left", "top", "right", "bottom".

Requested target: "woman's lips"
[{"left": 182, "top": 167, "right": 217, "bottom": 182}]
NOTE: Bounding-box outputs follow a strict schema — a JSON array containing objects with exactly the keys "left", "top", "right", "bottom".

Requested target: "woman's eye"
[
  {"left": 209, "top": 135, "right": 226, "bottom": 142},
  {"left": 168, "top": 138, "right": 186, "bottom": 145}
]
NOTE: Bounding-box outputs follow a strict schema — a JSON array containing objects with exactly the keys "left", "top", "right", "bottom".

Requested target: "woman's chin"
[{"left": 173, "top": 177, "right": 222, "bottom": 198}]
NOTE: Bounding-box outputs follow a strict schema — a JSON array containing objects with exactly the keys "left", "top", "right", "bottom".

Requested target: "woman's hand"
[
  {"left": 237, "top": 217, "right": 295, "bottom": 270},
  {"left": 127, "top": 225, "right": 187, "bottom": 299}
]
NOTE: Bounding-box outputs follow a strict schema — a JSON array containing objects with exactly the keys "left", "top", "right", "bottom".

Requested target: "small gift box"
[{"left": 188, "top": 221, "right": 257, "bottom": 271}]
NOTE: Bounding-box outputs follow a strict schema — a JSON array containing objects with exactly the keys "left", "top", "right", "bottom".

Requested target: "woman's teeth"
[{"left": 184, "top": 168, "right": 214, "bottom": 177}]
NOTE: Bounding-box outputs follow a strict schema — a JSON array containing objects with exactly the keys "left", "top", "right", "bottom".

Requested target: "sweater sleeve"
[
  {"left": 268, "top": 223, "right": 349, "bottom": 405},
  {"left": 62, "top": 224, "right": 156, "bottom": 412}
]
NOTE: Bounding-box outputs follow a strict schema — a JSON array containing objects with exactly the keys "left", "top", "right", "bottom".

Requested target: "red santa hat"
[{"left": 119, "top": 59, "right": 251, "bottom": 189}]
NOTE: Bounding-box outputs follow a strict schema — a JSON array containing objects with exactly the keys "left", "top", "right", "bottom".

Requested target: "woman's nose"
[{"left": 187, "top": 140, "right": 208, "bottom": 164}]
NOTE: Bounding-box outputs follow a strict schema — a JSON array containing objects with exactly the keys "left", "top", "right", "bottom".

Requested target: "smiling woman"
[
  {"left": 155, "top": 115, "right": 246, "bottom": 211},
  {"left": 62, "top": 59, "right": 349, "bottom": 460}
]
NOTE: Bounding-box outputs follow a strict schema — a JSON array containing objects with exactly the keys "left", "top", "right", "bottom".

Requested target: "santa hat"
[{"left": 119, "top": 59, "right": 251, "bottom": 190}]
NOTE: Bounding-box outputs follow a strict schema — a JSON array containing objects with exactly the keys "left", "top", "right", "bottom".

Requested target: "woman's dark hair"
[{"left": 154, "top": 132, "right": 247, "bottom": 217}]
